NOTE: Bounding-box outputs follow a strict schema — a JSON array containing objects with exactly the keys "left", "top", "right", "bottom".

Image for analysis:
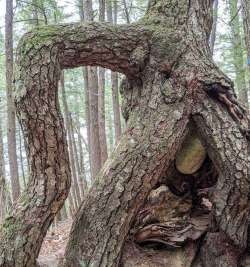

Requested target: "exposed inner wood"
[
  {"left": 121, "top": 147, "right": 218, "bottom": 266},
  {"left": 175, "top": 128, "right": 207, "bottom": 175}
]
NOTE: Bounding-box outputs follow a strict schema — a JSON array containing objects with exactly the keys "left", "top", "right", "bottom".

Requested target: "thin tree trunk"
[
  {"left": 0, "top": 177, "right": 6, "bottom": 224},
  {"left": 74, "top": 112, "right": 88, "bottom": 191},
  {"left": 122, "top": 0, "right": 131, "bottom": 24},
  {"left": 60, "top": 72, "right": 82, "bottom": 208},
  {"left": 83, "top": 0, "right": 102, "bottom": 178},
  {"left": 228, "top": 0, "right": 249, "bottom": 107},
  {"left": 31, "top": 0, "right": 39, "bottom": 26},
  {"left": 67, "top": 191, "right": 75, "bottom": 218},
  {"left": 82, "top": 68, "right": 92, "bottom": 175},
  {"left": 78, "top": 0, "right": 102, "bottom": 180},
  {"left": 88, "top": 67, "right": 102, "bottom": 178},
  {"left": 77, "top": 0, "right": 92, "bottom": 179},
  {"left": 241, "top": 0, "right": 250, "bottom": 105},
  {"left": 0, "top": 116, "right": 7, "bottom": 223},
  {"left": 107, "top": 102, "right": 114, "bottom": 152},
  {"left": 5, "top": 0, "right": 20, "bottom": 201},
  {"left": 98, "top": 0, "right": 108, "bottom": 165},
  {"left": 107, "top": 0, "right": 122, "bottom": 142},
  {"left": 61, "top": 203, "right": 68, "bottom": 220},
  {"left": 210, "top": 0, "right": 219, "bottom": 55},
  {"left": 98, "top": 67, "right": 108, "bottom": 164},
  {"left": 69, "top": 113, "right": 85, "bottom": 198},
  {"left": 111, "top": 72, "right": 122, "bottom": 141}
]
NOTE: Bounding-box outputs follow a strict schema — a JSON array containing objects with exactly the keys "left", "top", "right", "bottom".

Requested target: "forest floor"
[{"left": 37, "top": 219, "right": 72, "bottom": 267}]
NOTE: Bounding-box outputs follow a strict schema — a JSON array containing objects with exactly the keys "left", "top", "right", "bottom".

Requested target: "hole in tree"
[{"left": 122, "top": 125, "right": 219, "bottom": 266}]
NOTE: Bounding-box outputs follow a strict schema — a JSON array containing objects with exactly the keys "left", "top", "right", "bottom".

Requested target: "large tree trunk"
[
  {"left": 63, "top": 1, "right": 250, "bottom": 266},
  {"left": 0, "top": 0, "right": 249, "bottom": 266}
]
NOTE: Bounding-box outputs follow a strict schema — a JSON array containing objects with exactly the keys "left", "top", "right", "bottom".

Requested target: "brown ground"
[{"left": 37, "top": 219, "right": 72, "bottom": 267}]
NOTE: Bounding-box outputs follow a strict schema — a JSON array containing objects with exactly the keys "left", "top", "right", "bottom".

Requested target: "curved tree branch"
[
  {"left": 17, "top": 22, "right": 151, "bottom": 79},
  {"left": 0, "top": 21, "right": 151, "bottom": 266}
]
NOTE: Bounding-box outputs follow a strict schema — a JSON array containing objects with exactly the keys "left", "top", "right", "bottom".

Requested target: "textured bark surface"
[
  {"left": 63, "top": 0, "right": 249, "bottom": 266},
  {"left": 0, "top": 0, "right": 249, "bottom": 266},
  {"left": 0, "top": 22, "right": 72, "bottom": 267}
]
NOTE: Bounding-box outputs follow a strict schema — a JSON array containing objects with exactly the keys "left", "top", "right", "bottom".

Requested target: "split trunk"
[{"left": 0, "top": 0, "right": 249, "bottom": 267}]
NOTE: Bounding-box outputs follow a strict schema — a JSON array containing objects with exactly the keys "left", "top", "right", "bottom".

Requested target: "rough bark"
[
  {"left": 1, "top": 0, "right": 249, "bottom": 266},
  {"left": 18, "top": 125, "right": 27, "bottom": 188},
  {"left": 0, "top": 25, "right": 73, "bottom": 267},
  {"left": 0, "top": 17, "right": 150, "bottom": 267},
  {"left": 63, "top": 0, "right": 250, "bottom": 266},
  {"left": 5, "top": 0, "right": 20, "bottom": 201}
]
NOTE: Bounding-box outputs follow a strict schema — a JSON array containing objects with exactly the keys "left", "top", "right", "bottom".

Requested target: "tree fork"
[{"left": 0, "top": 0, "right": 248, "bottom": 266}]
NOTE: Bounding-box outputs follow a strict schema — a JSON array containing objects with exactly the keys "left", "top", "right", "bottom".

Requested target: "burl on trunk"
[{"left": 0, "top": 0, "right": 249, "bottom": 267}]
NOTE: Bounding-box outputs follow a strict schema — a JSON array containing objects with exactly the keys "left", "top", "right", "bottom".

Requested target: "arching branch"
[
  {"left": 17, "top": 22, "right": 151, "bottom": 79},
  {"left": 0, "top": 21, "right": 150, "bottom": 267}
]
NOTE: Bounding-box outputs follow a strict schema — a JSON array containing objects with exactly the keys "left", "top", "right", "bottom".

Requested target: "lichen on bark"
[{"left": 0, "top": 0, "right": 248, "bottom": 266}]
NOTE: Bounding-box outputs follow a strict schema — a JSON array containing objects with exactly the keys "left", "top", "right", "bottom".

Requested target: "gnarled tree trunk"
[{"left": 0, "top": 0, "right": 249, "bottom": 267}]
